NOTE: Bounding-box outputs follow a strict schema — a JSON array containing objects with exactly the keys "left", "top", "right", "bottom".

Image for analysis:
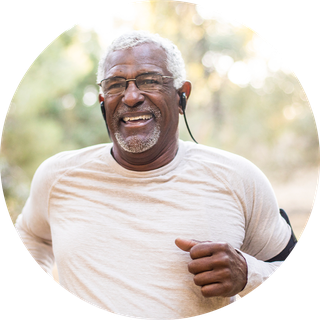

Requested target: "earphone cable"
[{"left": 183, "top": 110, "right": 198, "bottom": 144}]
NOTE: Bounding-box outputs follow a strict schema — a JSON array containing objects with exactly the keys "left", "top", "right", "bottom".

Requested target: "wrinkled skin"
[
  {"left": 175, "top": 238, "right": 248, "bottom": 297},
  {"left": 99, "top": 43, "right": 191, "bottom": 172},
  {"left": 99, "top": 43, "right": 248, "bottom": 297}
]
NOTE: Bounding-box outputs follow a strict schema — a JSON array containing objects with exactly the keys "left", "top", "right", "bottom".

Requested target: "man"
[{"left": 15, "top": 31, "right": 295, "bottom": 319}]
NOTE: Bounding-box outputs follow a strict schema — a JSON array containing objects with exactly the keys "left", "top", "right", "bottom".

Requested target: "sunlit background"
[{"left": 1, "top": 1, "right": 319, "bottom": 243}]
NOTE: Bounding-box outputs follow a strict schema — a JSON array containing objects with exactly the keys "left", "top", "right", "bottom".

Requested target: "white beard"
[
  {"left": 111, "top": 106, "right": 161, "bottom": 154},
  {"left": 114, "top": 123, "right": 161, "bottom": 153}
]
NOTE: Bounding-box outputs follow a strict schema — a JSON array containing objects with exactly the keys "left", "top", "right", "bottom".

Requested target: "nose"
[{"left": 122, "top": 80, "right": 144, "bottom": 108}]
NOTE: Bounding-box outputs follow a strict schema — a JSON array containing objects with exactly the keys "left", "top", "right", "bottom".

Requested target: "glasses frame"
[{"left": 98, "top": 72, "right": 175, "bottom": 96}]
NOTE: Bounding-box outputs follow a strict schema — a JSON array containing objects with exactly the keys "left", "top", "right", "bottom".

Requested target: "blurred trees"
[
  {"left": 1, "top": 1, "right": 319, "bottom": 223},
  {"left": 141, "top": 2, "right": 319, "bottom": 174},
  {"left": 1, "top": 27, "right": 109, "bottom": 221}
]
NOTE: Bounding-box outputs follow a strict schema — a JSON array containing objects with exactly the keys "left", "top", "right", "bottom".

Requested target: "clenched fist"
[{"left": 175, "top": 238, "right": 248, "bottom": 298}]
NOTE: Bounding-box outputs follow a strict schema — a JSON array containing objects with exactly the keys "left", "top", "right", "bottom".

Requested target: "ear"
[
  {"left": 99, "top": 94, "right": 104, "bottom": 103},
  {"left": 178, "top": 81, "right": 192, "bottom": 115},
  {"left": 99, "top": 93, "right": 110, "bottom": 136}
]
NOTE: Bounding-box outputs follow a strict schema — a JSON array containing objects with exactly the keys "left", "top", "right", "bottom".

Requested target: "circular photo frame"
[{"left": 1, "top": 1, "right": 319, "bottom": 319}]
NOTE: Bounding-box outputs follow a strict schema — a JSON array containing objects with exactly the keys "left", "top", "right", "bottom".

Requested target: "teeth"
[{"left": 123, "top": 115, "right": 152, "bottom": 122}]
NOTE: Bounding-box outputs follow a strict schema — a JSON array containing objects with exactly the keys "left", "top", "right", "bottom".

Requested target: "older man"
[{"left": 15, "top": 31, "right": 295, "bottom": 319}]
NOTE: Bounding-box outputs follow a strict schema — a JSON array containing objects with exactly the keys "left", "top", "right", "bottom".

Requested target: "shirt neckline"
[{"left": 104, "top": 140, "right": 186, "bottom": 178}]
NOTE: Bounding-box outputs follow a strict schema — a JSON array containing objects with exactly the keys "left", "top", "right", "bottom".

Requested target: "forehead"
[{"left": 104, "top": 43, "right": 169, "bottom": 77}]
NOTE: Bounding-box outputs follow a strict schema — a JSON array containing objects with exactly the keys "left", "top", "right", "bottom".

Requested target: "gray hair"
[{"left": 97, "top": 30, "right": 186, "bottom": 90}]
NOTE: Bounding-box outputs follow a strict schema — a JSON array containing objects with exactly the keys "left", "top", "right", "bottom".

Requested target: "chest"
[{"left": 49, "top": 171, "right": 246, "bottom": 255}]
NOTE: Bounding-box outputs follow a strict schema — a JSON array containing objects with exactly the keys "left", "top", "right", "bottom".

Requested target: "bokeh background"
[{"left": 1, "top": 1, "right": 319, "bottom": 249}]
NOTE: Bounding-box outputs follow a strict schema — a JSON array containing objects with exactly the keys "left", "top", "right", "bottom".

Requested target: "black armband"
[{"left": 266, "top": 209, "right": 298, "bottom": 262}]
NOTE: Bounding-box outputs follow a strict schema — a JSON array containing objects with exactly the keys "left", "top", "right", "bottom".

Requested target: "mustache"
[{"left": 113, "top": 105, "right": 161, "bottom": 120}]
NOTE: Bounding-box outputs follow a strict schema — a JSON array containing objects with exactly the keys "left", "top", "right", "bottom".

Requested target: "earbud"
[
  {"left": 100, "top": 101, "right": 106, "bottom": 121},
  {"left": 100, "top": 101, "right": 111, "bottom": 138},
  {"left": 180, "top": 92, "right": 187, "bottom": 112},
  {"left": 179, "top": 92, "right": 198, "bottom": 144}
]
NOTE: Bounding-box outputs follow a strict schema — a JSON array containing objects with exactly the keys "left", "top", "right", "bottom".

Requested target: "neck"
[{"left": 111, "top": 137, "right": 179, "bottom": 172}]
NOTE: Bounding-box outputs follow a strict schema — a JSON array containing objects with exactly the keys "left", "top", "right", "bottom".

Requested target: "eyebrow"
[
  {"left": 104, "top": 72, "right": 167, "bottom": 81},
  {"left": 105, "top": 65, "right": 165, "bottom": 78}
]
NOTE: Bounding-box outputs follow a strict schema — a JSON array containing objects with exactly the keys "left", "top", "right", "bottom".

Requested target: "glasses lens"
[
  {"left": 137, "top": 74, "right": 163, "bottom": 91},
  {"left": 102, "top": 77, "right": 126, "bottom": 95}
]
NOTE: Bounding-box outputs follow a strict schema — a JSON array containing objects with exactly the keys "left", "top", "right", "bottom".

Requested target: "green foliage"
[{"left": 1, "top": 2, "right": 319, "bottom": 223}]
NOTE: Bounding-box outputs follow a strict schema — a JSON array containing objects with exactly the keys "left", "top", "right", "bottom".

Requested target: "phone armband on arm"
[{"left": 266, "top": 209, "right": 298, "bottom": 262}]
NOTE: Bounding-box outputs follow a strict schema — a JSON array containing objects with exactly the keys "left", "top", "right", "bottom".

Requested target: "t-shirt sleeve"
[
  {"left": 15, "top": 157, "right": 59, "bottom": 274},
  {"left": 237, "top": 160, "right": 291, "bottom": 260},
  {"left": 232, "top": 158, "right": 292, "bottom": 296}
]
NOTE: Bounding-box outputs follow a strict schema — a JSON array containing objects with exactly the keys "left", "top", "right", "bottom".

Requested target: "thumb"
[{"left": 175, "top": 238, "right": 200, "bottom": 252}]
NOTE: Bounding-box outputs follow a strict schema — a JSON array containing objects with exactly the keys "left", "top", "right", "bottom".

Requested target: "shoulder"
[
  {"left": 31, "top": 143, "right": 112, "bottom": 190},
  {"left": 40, "top": 143, "right": 111, "bottom": 167},
  {"left": 180, "top": 140, "right": 262, "bottom": 179},
  {"left": 179, "top": 140, "right": 275, "bottom": 202}
]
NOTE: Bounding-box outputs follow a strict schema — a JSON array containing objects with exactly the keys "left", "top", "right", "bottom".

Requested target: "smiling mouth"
[
  {"left": 112, "top": 108, "right": 161, "bottom": 153},
  {"left": 122, "top": 114, "right": 153, "bottom": 123}
]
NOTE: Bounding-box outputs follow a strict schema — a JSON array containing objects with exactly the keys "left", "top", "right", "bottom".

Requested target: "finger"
[
  {"left": 201, "top": 282, "right": 229, "bottom": 298},
  {"left": 190, "top": 242, "right": 228, "bottom": 260},
  {"left": 175, "top": 238, "right": 200, "bottom": 252},
  {"left": 188, "top": 256, "right": 215, "bottom": 274},
  {"left": 193, "top": 269, "right": 227, "bottom": 286},
  {"left": 194, "top": 271, "right": 216, "bottom": 287}
]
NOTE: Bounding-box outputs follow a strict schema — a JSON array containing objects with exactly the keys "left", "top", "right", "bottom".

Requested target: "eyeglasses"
[{"left": 98, "top": 72, "right": 174, "bottom": 96}]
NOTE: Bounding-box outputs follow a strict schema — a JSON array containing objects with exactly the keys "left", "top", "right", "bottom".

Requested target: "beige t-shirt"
[{"left": 15, "top": 140, "right": 291, "bottom": 319}]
